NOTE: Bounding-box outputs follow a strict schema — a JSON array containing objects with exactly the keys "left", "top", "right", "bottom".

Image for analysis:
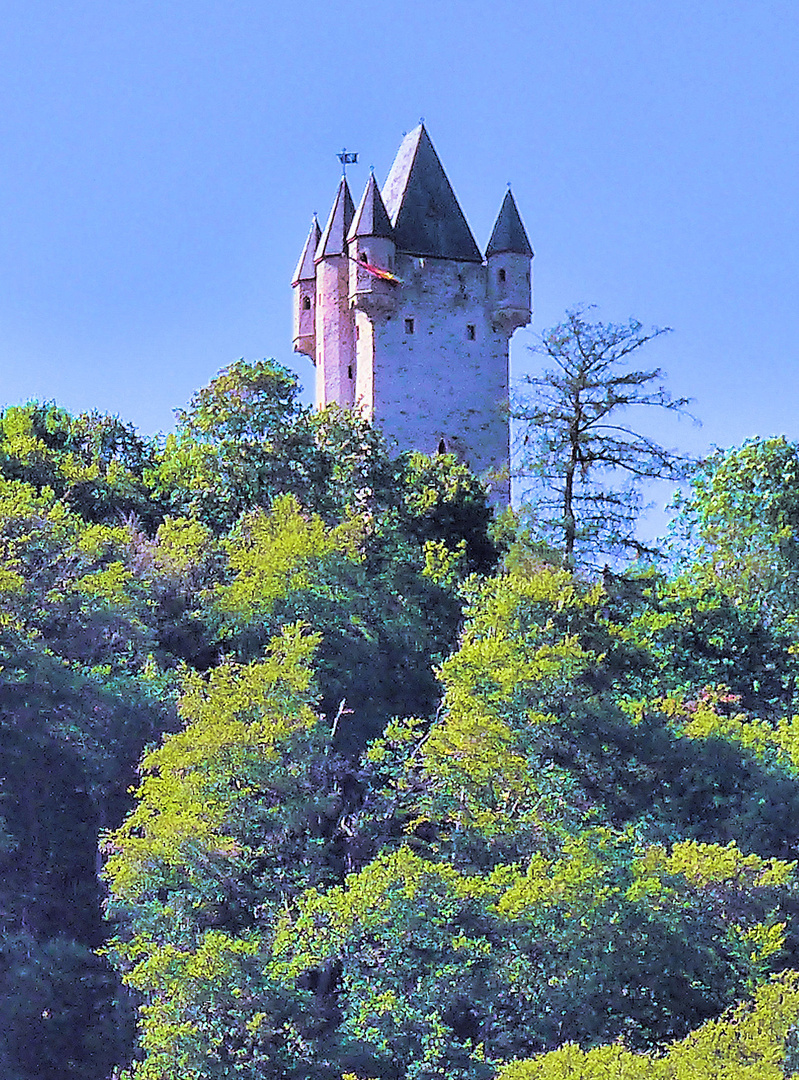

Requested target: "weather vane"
[{"left": 337, "top": 148, "right": 358, "bottom": 175}]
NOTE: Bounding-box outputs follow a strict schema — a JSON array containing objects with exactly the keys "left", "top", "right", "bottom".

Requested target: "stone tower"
[{"left": 292, "top": 124, "right": 533, "bottom": 502}]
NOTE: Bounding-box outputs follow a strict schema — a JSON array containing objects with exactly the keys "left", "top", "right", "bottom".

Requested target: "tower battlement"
[{"left": 292, "top": 125, "right": 533, "bottom": 503}]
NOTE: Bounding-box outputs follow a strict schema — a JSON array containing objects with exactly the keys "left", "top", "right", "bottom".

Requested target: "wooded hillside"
[{"left": 4, "top": 357, "right": 799, "bottom": 1079}]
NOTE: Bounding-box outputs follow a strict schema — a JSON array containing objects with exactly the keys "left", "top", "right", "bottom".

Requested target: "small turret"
[
  {"left": 486, "top": 189, "right": 533, "bottom": 333},
  {"left": 315, "top": 177, "right": 355, "bottom": 263},
  {"left": 291, "top": 215, "right": 321, "bottom": 360},
  {"left": 348, "top": 172, "right": 397, "bottom": 316},
  {"left": 314, "top": 177, "right": 356, "bottom": 408}
]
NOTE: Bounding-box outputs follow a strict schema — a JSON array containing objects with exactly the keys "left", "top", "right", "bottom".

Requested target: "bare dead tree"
[{"left": 513, "top": 307, "right": 696, "bottom": 567}]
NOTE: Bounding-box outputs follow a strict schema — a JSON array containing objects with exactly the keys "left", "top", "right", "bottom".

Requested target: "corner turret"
[
  {"left": 291, "top": 215, "right": 320, "bottom": 360},
  {"left": 348, "top": 172, "right": 397, "bottom": 316},
  {"left": 486, "top": 189, "right": 533, "bottom": 333},
  {"left": 314, "top": 177, "right": 356, "bottom": 408}
]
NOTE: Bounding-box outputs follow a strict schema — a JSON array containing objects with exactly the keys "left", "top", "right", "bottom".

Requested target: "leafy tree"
[
  {"left": 456, "top": 557, "right": 799, "bottom": 857},
  {"left": 672, "top": 436, "right": 799, "bottom": 627},
  {"left": 0, "top": 361, "right": 503, "bottom": 1078},
  {"left": 12, "top": 358, "right": 799, "bottom": 1080},
  {"left": 513, "top": 308, "right": 694, "bottom": 566},
  {"left": 150, "top": 359, "right": 499, "bottom": 575},
  {"left": 211, "top": 494, "right": 465, "bottom": 754},
  {"left": 0, "top": 401, "right": 160, "bottom": 527},
  {"left": 103, "top": 624, "right": 348, "bottom": 1079},
  {"left": 496, "top": 969, "right": 799, "bottom": 1078},
  {"left": 104, "top": 544, "right": 799, "bottom": 1078},
  {"left": 0, "top": 474, "right": 176, "bottom": 1080},
  {"left": 147, "top": 359, "right": 322, "bottom": 531},
  {"left": 0, "top": 629, "right": 168, "bottom": 1080}
]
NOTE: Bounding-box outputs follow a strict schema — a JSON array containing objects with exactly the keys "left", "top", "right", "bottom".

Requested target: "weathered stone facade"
[{"left": 292, "top": 124, "right": 533, "bottom": 503}]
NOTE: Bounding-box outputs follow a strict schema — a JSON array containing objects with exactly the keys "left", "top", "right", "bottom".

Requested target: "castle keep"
[{"left": 292, "top": 124, "right": 533, "bottom": 502}]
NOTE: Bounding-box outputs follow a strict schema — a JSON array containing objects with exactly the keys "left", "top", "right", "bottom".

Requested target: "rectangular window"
[
  {"left": 467, "top": 324, "right": 476, "bottom": 340},
  {"left": 405, "top": 318, "right": 415, "bottom": 334}
]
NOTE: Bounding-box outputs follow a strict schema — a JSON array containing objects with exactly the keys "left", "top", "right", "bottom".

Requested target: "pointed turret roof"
[
  {"left": 486, "top": 189, "right": 533, "bottom": 258},
  {"left": 348, "top": 172, "right": 394, "bottom": 242},
  {"left": 315, "top": 177, "right": 355, "bottom": 260},
  {"left": 292, "top": 215, "right": 321, "bottom": 283},
  {"left": 381, "top": 125, "right": 482, "bottom": 262}
]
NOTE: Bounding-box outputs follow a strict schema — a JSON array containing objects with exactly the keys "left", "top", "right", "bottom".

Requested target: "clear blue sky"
[{"left": 1, "top": 1, "right": 797, "bottom": 484}]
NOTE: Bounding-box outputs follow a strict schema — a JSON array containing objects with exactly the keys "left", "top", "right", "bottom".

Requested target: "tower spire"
[
  {"left": 348, "top": 172, "right": 394, "bottom": 241},
  {"left": 381, "top": 124, "right": 482, "bottom": 262},
  {"left": 315, "top": 177, "right": 355, "bottom": 260},
  {"left": 486, "top": 189, "right": 534, "bottom": 257},
  {"left": 292, "top": 214, "right": 321, "bottom": 284}
]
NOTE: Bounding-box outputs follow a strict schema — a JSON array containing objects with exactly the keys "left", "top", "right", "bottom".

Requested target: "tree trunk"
[{"left": 564, "top": 406, "right": 580, "bottom": 565}]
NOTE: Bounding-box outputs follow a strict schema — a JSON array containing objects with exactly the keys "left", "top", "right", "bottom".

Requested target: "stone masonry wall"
[{"left": 365, "top": 254, "right": 511, "bottom": 500}]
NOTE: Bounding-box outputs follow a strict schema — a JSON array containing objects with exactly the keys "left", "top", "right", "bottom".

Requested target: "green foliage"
[
  {"left": 0, "top": 361, "right": 505, "bottom": 1078},
  {"left": 216, "top": 493, "right": 364, "bottom": 617},
  {"left": 456, "top": 563, "right": 799, "bottom": 857},
  {"left": 147, "top": 359, "right": 320, "bottom": 531},
  {"left": 212, "top": 491, "right": 465, "bottom": 755},
  {"left": 0, "top": 474, "right": 160, "bottom": 672},
  {"left": 0, "top": 401, "right": 160, "bottom": 527},
  {"left": 0, "top": 632, "right": 164, "bottom": 1077},
  {"left": 9, "top": 361, "right": 799, "bottom": 1080},
  {"left": 267, "top": 827, "right": 796, "bottom": 1068},
  {"left": 0, "top": 473, "right": 177, "bottom": 1079},
  {"left": 497, "top": 970, "right": 799, "bottom": 1078},
  {"left": 103, "top": 544, "right": 799, "bottom": 1077},
  {"left": 115, "top": 931, "right": 313, "bottom": 1080},
  {"left": 0, "top": 929, "right": 133, "bottom": 1080},
  {"left": 398, "top": 450, "right": 499, "bottom": 576},
  {"left": 0, "top": 625, "right": 171, "bottom": 1079},
  {"left": 105, "top": 623, "right": 322, "bottom": 904},
  {"left": 149, "top": 359, "right": 498, "bottom": 571},
  {"left": 673, "top": 436, "right": 799, "bottom": 626},
  {"left": 103, "top": 624, "right": 356, "bottom": 1079}
]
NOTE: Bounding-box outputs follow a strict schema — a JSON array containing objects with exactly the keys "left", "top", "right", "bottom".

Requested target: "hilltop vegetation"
[{"left": 4, "top": 358, "right": 799, "bottom": 1078}]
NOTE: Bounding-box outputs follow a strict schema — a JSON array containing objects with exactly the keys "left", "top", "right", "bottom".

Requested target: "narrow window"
[
  {"left": 348, "top": 365, "right": 353, "bottom": 380},
  {"left": 360, "top": 252, "right": 368, "bottom": 263},
  {"left": 405, "top": 317, "right": 415, "bottom": 334},
  {"left": 498, "top": 268, "right": 506, "bottom": 283},
  {"left": 438, "top": 438, "right": 447, "bottom": 454},
  {"left": 466, "top": 324, "right": 476, "bottom": 340},
  {"left": 302, "top": 295, "right": 311, "bottom": 310}
]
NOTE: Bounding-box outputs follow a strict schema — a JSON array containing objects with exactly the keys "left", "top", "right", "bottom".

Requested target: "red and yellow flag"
[{"left": 349, "top": 256, "right": 403, "bottom": 285}]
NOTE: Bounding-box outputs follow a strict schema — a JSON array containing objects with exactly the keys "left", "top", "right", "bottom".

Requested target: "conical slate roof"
[
  {"left": 348, "top": 172, "right": 394, "bottom": 241},
  {"left": 315, "top": 177, "right": 355, "bottom": 260},
  {"left": 486, "top": 189, "right": 533, "bottom": 257},
  {"left": 381, "top": 125, "right": 482, "bottom": 262},
  {"left": 292, "top": 215, "right": 321, "bottom": 283}
]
